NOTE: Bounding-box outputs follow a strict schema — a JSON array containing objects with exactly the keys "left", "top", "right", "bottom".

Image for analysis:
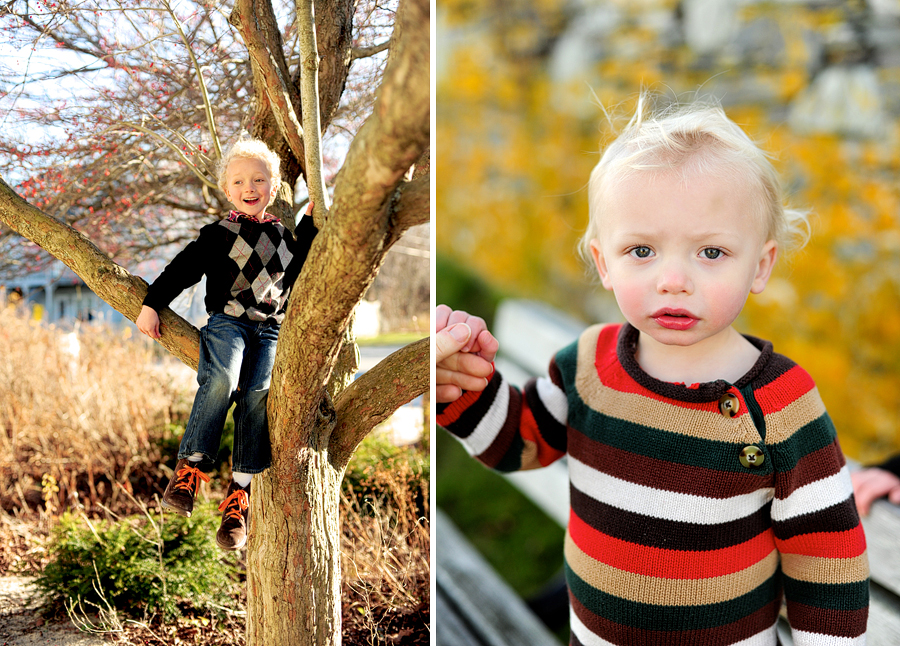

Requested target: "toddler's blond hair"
[
  {"left": 581, "top": 95, "right": 809, "bottom": 265},
  {"left": 216, "top": 138, "right": 282, "bottom": 194}
]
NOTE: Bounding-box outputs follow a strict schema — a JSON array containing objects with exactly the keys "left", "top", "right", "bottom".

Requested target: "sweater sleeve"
[
  {"left": 436, "top": 356, "right": 568, "bottom": 472},
  {"left": 283, "top": 213, "right": 318, "bottom": 289},
  {"left": 142, "top": 227, "right": 213, "bottom": 313},
  {"left": 767, "top": 376, "right": 868, "bottom": 644}
]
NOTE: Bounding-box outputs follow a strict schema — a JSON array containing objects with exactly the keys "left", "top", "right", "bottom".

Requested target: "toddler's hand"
[
  {"left": 851, "top": 467, "right": 900, "bottom": 517},
  {"left": 137, "top": 305, "right": 161, "bottom": 339},
  {"left": 435, "top": 304, "right": 499, "bottom": 361},
  {"left": 435, "top": 305, "right": 499, "bottom": 403}
]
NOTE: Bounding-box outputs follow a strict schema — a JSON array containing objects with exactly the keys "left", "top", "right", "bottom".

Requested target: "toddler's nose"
[{"left": 657, "top": 261, "right": 693, "bottom": 294}]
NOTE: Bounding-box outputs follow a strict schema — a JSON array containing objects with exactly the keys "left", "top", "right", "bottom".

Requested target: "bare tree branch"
[
  {"left": 229, "top": 0, "right": 305, "bottom": 162},
  {"left": 161, "top": 0, "right": 222, "bottom": 159},
  {"left": 296, "top": 0, "right": 330, "bottom": 227},
  {"left": 351, "top": 39, "right": 390, "bottom": 60},
  {"left": 0, "top": 177, "right": 201, "bottom": 370},
  {"left": 389, "top": 172, "right": 429, "bottom": 242},
  {"left": 330, "top": 336, "right": 428, "bottom": 469}
]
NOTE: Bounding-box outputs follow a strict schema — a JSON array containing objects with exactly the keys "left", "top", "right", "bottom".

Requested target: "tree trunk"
[{"left": 246, "top": 429, "right": 344, "bottom": 643}]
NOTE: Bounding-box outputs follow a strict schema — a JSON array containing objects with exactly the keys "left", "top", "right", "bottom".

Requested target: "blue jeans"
[{"left": 178, "top": 313, "right": 279, "bottom": 474}]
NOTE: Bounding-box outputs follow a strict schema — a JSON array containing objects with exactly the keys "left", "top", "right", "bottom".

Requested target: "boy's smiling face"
[
  {"left": 223, "top": 157, "right": 277, "bottom": 219},
  {"left": 589, "top": 168, "right": 777, "bottom": 352}
]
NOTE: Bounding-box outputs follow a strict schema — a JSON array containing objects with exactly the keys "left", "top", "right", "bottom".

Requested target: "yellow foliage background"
[{"left": 437, "top": 0, "right": 900, "bottom": 462}]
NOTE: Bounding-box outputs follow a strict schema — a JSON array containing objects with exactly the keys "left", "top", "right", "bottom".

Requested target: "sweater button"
[
  {"left": 740, "top": 445, "right": 765, "bottom": 468},
  {"left": 719, "top": 393, "right": 740, "bottom": 418}
]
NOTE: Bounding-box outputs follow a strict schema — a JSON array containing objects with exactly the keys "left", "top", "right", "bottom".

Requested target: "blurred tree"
[
  {"left": 437, "top": 0, "right": 900, "bottom": 461},
  {"left": 0, "top": 0, "right": 429, "bottom": 643}
]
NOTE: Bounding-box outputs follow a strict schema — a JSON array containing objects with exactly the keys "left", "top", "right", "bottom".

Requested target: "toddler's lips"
[
  {"left": 652, "top": 309, "right": 698, "bottom": 331},
  {"left": 244, "top": 197, "right": 260, "bottom": 205}
]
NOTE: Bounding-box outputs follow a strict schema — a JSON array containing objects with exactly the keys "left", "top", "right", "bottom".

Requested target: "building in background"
[{"left": 0, "top": 259, "right": 124, "bottom": 325}]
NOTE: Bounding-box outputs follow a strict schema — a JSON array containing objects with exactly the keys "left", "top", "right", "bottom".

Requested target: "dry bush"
[
  {"left": 0, "top": 304, "right": 187, "bottom": 517},
  {"left": 341, "top": 458, "right": 430, "bottom": 645}
]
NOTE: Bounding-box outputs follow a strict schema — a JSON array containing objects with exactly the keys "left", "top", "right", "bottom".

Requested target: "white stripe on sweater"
[
  {"left": 569, "top": 455, "right": 775, "bottom": 525},
  {"left": 461, "top": 374, "right": 510, "bottom": 457},
  {"left": 771, "top": 465, "right": 853, "bottom": 522},
  {"left": 535, "top": 375, "right": 568, "bottom": 426}
]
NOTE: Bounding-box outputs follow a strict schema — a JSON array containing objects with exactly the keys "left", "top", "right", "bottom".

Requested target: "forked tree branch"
[
  {"left": 0, "top": 177, "right": 201, "bottom": 370},
  {"left": 330, "top": 337, "right": 428, "bottom": 470},
  {"left": 296, "top": 0, "right": 330, "bottom": 227},
  {"left": 229, "top": 0, "right": 305, "bottom": 162},
  {"left": 271, "top": 0, "right": 429, "bottom": 449}
]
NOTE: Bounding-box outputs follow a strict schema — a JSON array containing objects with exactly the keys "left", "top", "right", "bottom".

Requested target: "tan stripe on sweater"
[
  {"left": 574, "top": 326, "right": 762, "bottom": 445},
  {"left": 564, "top": 533, "right": 779, "bottom": 607},
  {"left": 781, "top": 552, "right": 869, "bottom": 585}
]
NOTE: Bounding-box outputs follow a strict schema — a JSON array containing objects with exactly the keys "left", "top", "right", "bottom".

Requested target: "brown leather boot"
[
  {"left": 161, "top": 458, "right": 210, "bottom": 517},
  {"left": 216, "top": 480, "right": 250, "bottom": 551}
]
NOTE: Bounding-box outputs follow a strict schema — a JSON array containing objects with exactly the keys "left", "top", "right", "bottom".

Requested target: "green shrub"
[{"left": 36, "top": 504, "right": 241, "bottom": 622}]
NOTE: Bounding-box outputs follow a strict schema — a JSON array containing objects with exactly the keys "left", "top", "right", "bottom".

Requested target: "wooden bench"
[
  {"left": 435, "top": 508, "right": 562, "bottom": 646},
  {"left": 487, "top": 298, "right": 900, "bottom": 644}
]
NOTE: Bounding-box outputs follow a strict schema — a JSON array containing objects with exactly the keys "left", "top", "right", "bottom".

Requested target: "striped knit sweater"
[{"left": 437, "top": 323, "right": 868, "bottom": 646}]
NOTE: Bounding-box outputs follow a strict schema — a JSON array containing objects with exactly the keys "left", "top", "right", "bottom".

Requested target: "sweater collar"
[
  {"left": 615, "top": 322, "right": 774, "bottom": 403},
  {"left": 227, "top": 210, "right": 280, "bottom": 224}
]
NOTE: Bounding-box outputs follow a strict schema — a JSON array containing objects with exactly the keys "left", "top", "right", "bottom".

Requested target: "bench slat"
[{"left": 436, "top": 508, "right": 562, "bottom": 646}]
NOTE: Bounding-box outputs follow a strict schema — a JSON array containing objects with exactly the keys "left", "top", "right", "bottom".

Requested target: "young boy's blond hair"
[
  {"left": 581, "top": 96, "right": 810, "bottom": 267},
  {"left": 216, "top": 138, "right": 282, "bottom": 195}
]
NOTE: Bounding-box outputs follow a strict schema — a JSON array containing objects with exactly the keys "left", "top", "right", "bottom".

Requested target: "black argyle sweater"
[{"left": 143, "top": 212, "right": 317, "bottom": 324}]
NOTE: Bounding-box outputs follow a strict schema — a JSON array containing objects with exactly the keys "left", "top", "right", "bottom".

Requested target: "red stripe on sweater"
[
  {"left": 752, "top": 364, "right": 816, "bottom": 414},
  {"left": 569, "top": 510, "right": 777, "bottom": 580},
  {"left": 520, "top": 400, "right": 565, "bottom": 467},
  {"left": 594, "top": 325, "right": 738, "bottom": 415},
  {"left": 775, "top": 525, "right": 867, "bottom": 559},
  {"left": 435, "top": 387, "right": 485, "bottom": 426}
]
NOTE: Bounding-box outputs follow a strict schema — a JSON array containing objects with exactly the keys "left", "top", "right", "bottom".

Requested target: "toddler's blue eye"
[
  {"left": 703, "top": 248, "right": 722, "bottom": 259},
  {"left": 631, "top": 246, "right": 652, "bottom": 259}
]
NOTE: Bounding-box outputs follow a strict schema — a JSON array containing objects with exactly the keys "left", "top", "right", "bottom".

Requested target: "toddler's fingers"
[
  {"left": 889, "top": 486, "right": 900, "bottom": 505},
  {"left": 474, "top": 330, "right": 500, "bottom": 363},
  {"left": 435, "top": 304, "right": 452, "bottom": 332}
]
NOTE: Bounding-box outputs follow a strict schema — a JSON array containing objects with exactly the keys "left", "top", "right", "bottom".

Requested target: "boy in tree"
[{"left": 137, "top": 138, "right": 317, "bottom": 551}]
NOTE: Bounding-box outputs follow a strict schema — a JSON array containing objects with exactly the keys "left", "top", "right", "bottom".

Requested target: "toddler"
[
  {"left": 437, "top": 98, "right": 868, "bottom": 645},
  {"left": 137, "top": 138, "right": 317, "bottom": 551}
]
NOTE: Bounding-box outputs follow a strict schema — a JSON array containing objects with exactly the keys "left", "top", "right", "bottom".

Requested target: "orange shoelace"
[
  {"left": 218, "top": 488, "right": 249, "bottom": 522},
  {"left": 172, "top": 463, "right": 210, "bottom": 494}
]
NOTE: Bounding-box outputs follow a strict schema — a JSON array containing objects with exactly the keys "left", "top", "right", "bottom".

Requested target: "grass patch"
[{"left": 435, "top": 430, "right": 564, "bottom": 599}]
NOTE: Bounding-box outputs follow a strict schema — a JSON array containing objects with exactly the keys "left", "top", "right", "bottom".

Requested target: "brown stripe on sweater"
[
  {"left": 785, "top": 602, "right": 868, "bottom": 638},
  {"left": 772, "top": 497, "right": 860, "bottom": 541},
  {"left": 570, "top": 485, "right": 773, "bottom": 552},
  {"left": 772, "top": 439, "right": 846, "bottom": 500},
  {"left": 569, "top": 430, "right": 773, "bottom": 498},
  {"left": 523, "top": 377, "right": 567, "bottom": 453},
  {"left": 475, "top": 381, "right": 524, "bottom": 469}
]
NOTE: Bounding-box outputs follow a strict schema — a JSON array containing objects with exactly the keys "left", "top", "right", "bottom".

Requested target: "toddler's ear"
[
  {"left": 589, "top": 239, "right": 613, "bottom": 290},
  {"left": 750, "top": 239, "right": 778, "bottom": 294}
]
